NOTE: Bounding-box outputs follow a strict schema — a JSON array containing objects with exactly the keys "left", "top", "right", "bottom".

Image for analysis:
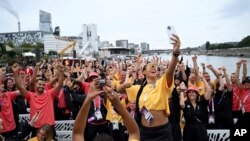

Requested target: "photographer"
[{"left": 72, "top": 78, "right": 140, "bottom": 141}]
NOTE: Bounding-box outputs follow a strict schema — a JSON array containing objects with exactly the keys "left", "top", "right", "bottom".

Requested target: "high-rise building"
[
  {"left": 39, "top": 10, "right": 53, "bottom": 33},
  {"left": 141, "top": 42, "right": 150, "bottom": 52},
  {"left": 81, "top": 24, "right": 100, "bottom": 54}
]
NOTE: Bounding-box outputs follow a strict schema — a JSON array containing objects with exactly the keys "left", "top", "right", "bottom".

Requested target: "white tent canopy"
[{"left": 22, "top": 52, "right": 36, "bottom": 57}]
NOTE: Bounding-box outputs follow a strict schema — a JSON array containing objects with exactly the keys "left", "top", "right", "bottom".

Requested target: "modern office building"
[
  {"left": 81, "top": 24, "right": 100, "bottom": 55},
  {"left": 140, "top": 42, "right": 150, "bottom": 52},
  {"left": 39, "top": 10, "right": 53, "bottom": 33}
]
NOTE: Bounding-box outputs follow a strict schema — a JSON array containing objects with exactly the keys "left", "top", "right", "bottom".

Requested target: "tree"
[
  {"left": 20, "top": 43, "right": 34, "bottom": 48},
  {"left": 36, "top": 42, "right": 44, "bottom": 49},
  {"left": 48, "top": 50, "right": 58, "bottom": 55},
  {"left": 205, "top": 41, "right": 210, "bottom": 50},
  {"left": 0, "top": 43, "right": 6, "bottom": 54},
  {"left": 130, "top": 48, "right": 135, "bottom": 54},
  {"left": 6, "top": 41, "right": 15, "bottom": 48},
  {"left": 238, "top": 36, "right": 250, "bottom": 47}
]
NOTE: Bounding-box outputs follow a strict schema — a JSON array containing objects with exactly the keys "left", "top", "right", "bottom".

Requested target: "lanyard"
[
  {"left": 241, "top": 93, "right": 250, "bottom": 108},
  {"left": 207, "top": 98, "right": 214, "bottom": 113},
  {"left": 94, "top": 96, "right": 101, "bottom": 111},
  {"left": 111, "top": 105, "right": 119, "bottom": 121},
  {"left": 143, "top": 83, "right": 156, "bottom": 104}
]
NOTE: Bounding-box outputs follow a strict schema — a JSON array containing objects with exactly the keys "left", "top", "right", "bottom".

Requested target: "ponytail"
[{"left": 135, "top": 76, "right": 147, "bottom": 127}]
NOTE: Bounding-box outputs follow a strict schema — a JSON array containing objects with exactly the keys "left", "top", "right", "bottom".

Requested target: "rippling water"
[{"left": 146, "top": 54, "right": 250, "bottom": 79}]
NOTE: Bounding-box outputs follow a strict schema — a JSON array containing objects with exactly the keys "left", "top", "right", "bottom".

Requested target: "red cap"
[{"left": 186, "top": 86, "right": 199, "bottom": 95}]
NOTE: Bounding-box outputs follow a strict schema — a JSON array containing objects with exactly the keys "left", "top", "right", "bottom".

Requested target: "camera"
[{"left": 98, "top": 72, "right": 106, "bottom": 89}]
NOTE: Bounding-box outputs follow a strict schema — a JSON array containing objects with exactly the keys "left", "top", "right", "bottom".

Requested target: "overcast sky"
[{"left": 0, "top": 0, "right": 250, "bottom": 49}]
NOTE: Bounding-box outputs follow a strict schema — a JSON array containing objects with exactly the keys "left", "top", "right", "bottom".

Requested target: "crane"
[{"left": 58, "top": 40, "right": 77, "bottom": 57}]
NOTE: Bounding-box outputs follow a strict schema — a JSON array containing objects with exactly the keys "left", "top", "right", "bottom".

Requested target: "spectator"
[
  {"left": 179, "top": 72, "right": 213, "bottom": 141},
  {"left": 12, "top": 63, "right": 65, "bottom": 140},
  {"left": 125, "top": 34, "right": 181, "bottom": 141},
  {"left": 72, "top": 79, "right": 140, "bottom": 141}
]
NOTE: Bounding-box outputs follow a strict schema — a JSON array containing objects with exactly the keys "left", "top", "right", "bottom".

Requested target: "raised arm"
[
  {"left": 207, "top": 64, "right": 219, "bottom": 78},
  {"left": 241, "top": 59, "right": 247, "bottom": 82},
  {"left": 179, "top": 82, "right": 187, "bottom": 109},
  {"left": 179, "top": 63, "right": 187, "bottom": 81},
  {"left": 235, "top": 61, "right": 242, "bottom": 87},
  {"left": 116, "top": 68, "right": 132, "bottom": 93},
  {"left": 192, "top": 55, "right": 200, "bottom": 83},
  {"left": 217, "top": 71, "right": 224, "bottom": 91},
  {"left": 201, "top": 63, "right": 207, "bottom": 74},
  {"left": 199, "top": 73, "right": 212, "bottom": 100},
  {"left": 72, "top": 79, "right": 103, "bottom": 141},
  {"left": 166, "top": 34, "right": 180, "bottom": 87},
  {"left": 104, "top": 86, "right": 140, "bottom": 141},
  {"left": 12, "top": 63, "right": 28, "bottom": 97},
  {"left": 29, "top": 62, "right": 41, "bottom": 91},
  {"left": 222, "top": 66, "right": 232, "bottom": 91},
  {"left": 53, "top": 65, "right": 65, "bottom": 94}
]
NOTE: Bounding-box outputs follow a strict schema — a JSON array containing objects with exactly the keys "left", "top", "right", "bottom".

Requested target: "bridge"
[
  {"left": 142, "top": 48, "right": 195, "bottom": 55},
  {"left": 142, "top": 47, "right": 250, "bottom": 57}
]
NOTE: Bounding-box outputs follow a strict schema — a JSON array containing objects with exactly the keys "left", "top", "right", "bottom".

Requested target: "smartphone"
[{"left": 167, "top": 26, "right": 177, "bottom": 44}]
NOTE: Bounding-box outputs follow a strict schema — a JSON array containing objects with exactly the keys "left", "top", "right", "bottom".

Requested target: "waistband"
[{"left": 141, "top": 122, "right": 170, "bottom": 130}]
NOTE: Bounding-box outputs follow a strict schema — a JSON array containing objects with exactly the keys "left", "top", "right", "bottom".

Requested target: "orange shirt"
[
  {"left": 25, "top": 88, "right": 56, "bottom": 128},
  {"left": 0, "top": 91, "right": 18, "bottom": 133}
]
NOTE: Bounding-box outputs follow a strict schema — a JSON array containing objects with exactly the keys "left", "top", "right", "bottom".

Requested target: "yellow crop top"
[
  {"left": 126, "top": 73, "right": 174, "bottom": 116},
  {"left": 105, "top": 99, "right": 127, "bottom": 123}
]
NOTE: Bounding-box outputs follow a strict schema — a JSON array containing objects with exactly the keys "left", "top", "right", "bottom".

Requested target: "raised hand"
[
  {"left": 171, "top": 34, "right": 181, "bottom": 52},
  {"left": 236, "top": 61, "right": 242, "bottom": 68},
  {"left": 103, "top": 86, "right": 120, "bottom": 106},
  {"left": 87, "top": 78, "right": 104, "bottom": 100},
  {"left": 192, "top": 55, "right": 197, "bottom": 61},
  {"left": 241, "top": 59, "right": 247, "bottom": 65},
  {"left": 207, "top": 64, "right": 213, "bottom": 70},
  {"left": 201, "top": 63, "right": 205, "bottom": 69}
]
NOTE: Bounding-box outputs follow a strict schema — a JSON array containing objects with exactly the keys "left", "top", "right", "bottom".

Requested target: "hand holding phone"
[{"left": 167, "top": 26, "right": 177, "bottom": 44}]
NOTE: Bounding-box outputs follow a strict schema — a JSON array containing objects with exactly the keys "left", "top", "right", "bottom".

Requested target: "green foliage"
[
  {"left": 23, "top": 48, "right": 31, "bottom": 52},
  {"left": 20, "top": 43, "right": 35, "bottom": 48},
  {"left": 238, "top": 36, "right": 250, "bottom": 47},
  {"left": 6, "top": 41, "right": 14, "bottom": 48},
  {"left": 205, "top": 41, "right": 210, "bottom": 50},
  {"left": 7, "top": 50, "right": 16, "bottom": 58},
  {"left": 48, "top": 50, "right": 58, "bottom": 55},
  {"left": 130, "top": 48, "right": 135, "bottom": 54},
  {"left": 0, "top": 43, "right": 6, "bottom": 54},
  {"left": 36, "top": 42, "right": 44, "bottom": 49}
]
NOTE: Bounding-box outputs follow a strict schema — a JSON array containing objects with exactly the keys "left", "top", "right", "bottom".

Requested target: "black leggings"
[{"left": 140, "top": 122, "right": 173, "bottom": 141}]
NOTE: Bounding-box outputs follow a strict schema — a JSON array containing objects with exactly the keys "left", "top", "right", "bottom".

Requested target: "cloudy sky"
[{"left": 0, "top": 0, "right": 249, "bottom": 49}]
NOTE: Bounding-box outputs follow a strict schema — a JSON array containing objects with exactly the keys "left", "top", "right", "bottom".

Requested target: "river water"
[{"left": 146, "top": 54, "right": 250, "bottom": 79}]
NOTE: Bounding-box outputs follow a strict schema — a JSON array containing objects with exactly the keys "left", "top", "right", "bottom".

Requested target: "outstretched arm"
[
  {"left": 241, "top": 59, "right": 247, "bottom": 82},
  {"left": 72, "top": 79, "right": 103, "bottom": 141},
  {"left": 104, "top": 86, "right": 140, "bottom": 141},
  {"left": 12, "top": 64, "right": 28, "bottom": 97},
  {"left": 166, "top": 34, "right": 180, "bottom": 88}
]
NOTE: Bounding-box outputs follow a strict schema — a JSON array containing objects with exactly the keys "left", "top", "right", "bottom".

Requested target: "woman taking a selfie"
[{"left": 125, "top": 34, "right": 181, "bottom": 141}]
